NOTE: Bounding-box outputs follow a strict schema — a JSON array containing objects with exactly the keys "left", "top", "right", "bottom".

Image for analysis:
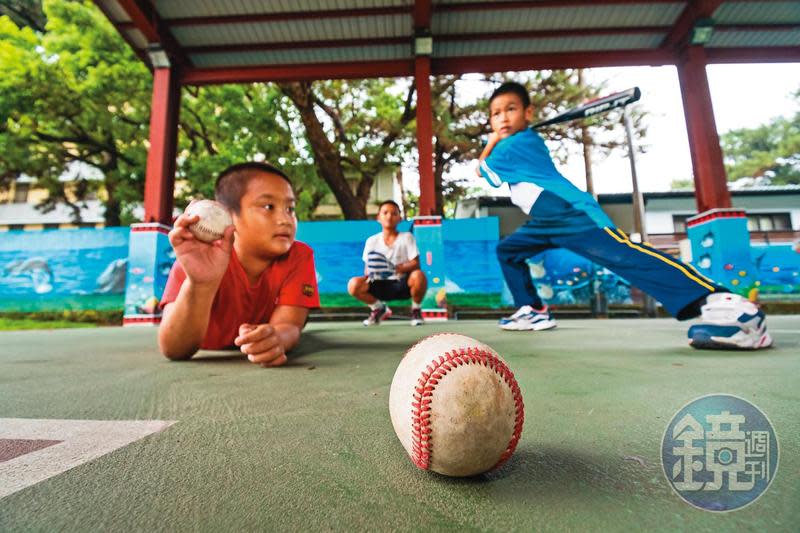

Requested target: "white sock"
[
  {"left": 411, "top": 301, "right": 421, "bottom": 310},
  {"left": 369, "top": 300, "right": 383, "bottom": 310}
]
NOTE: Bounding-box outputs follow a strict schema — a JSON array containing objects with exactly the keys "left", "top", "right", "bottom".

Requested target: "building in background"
[
  {"left": 310, "top": 168, "right": 404, "bottom": 219},
  {"left": 0, "top": 176, "right": 105, "bottom": 231},
  {"left": 1, "top": 166, "right": 404, "bottom": 230},
  {"left": 456, "top": 185, "right": 800, "bottom": 255}
]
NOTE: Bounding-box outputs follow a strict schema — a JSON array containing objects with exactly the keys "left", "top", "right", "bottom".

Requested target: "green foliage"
[
  {"left": 720, "top": 97, "right": 800, "bottom": 185},
  {"left": 0, "top": 308, "right": 121, "bottom": 326},
  {"left": 0, "top": 1, "right": 649, "bottom": 224},
  {"left": 177, "top": 84, "right": 324, "bottom": 220},
  {"left": 0, "top": 0, "right": 151, "bottom": 225},
  {"left": 0, "top": 318, "right": 96, "bottom": 330},
  {"left": 0, "top": 0, "right": 46, "bottom": 32},
  {"left": 279, "top": 78, "right": 416, "bottom": 219}
]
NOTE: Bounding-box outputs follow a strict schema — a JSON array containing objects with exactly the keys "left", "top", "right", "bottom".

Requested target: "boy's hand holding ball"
[{"left": 169, "top": 199, "right": 235, "bottom": 286}]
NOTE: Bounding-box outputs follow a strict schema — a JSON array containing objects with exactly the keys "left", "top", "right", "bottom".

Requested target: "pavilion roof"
[{"left": 94, "top": 1, "right": 800, "bottom": 85}]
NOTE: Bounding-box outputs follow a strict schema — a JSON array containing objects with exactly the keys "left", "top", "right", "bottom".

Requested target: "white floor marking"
[{"left": 0, "top": 418, "right": 175, "bottom": 499}]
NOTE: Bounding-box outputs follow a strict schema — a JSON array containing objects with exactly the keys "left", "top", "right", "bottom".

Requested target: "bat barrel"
[{"left": 532, "top": 86, "right": 641, "bottom": 129}]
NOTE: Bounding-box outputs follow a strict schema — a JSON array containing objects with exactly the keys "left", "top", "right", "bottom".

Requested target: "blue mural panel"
[
  {"left": 0, "top": 228, "right": 129, "bottom": 311},
  {"left": 123, "top": 224, "right": 174, "bottom": 323},
  {"left": 687, "top": 210, "right": 800, "bottom": 300},
  {"left": 2, "top": 219, "right": 795, "bottom": 314}
]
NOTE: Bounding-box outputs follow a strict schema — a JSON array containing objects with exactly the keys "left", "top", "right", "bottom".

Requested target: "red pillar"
[
  {"left": 676, "top": 46, "right": 731, "bottom": 213},
  {"left": 415, "top": 56, "right": 436, "bottom": 216},
  {"left": 144, "top": 67, "right": 181, "bottom": 224}
]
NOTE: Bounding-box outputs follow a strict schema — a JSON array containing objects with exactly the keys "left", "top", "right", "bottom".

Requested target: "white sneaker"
[
  {"left": 410, "top": 308, "right": 424, "bottom": 327},
  {"left": 498, "top": 305, "right": 557, "bottom": 331},
  {"left": 688, "top": 293, "right": 773, "bottom": 350}
]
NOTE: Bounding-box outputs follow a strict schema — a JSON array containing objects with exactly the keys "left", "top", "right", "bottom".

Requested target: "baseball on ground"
[
  {"left": 389, "top": 333, "right": 524, "bottom": 477},
  {"left": 184, "top": 200, "right": 232, "bottom": 243}
]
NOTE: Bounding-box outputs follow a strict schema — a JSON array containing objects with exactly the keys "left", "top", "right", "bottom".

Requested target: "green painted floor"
[{"left": 1, "top": 317, "right": 798, "bottom": 532}]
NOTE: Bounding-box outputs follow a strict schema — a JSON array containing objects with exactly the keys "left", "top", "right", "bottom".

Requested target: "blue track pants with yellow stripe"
[{"left": 497, "top": 225, "right": 724, "bottom": 320}]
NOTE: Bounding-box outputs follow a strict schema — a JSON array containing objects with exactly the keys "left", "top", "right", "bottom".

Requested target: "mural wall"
[
  {"left": 1, "top": 221, "right": 797, "bottom": 313},
  {"left": 0, "top": 228, "right": 129, "bottom": 312}
]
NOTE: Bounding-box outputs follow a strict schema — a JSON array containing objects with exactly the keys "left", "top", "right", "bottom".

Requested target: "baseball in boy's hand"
[{"left": 184, "top": 200, "right": 233, "bottom": 243}]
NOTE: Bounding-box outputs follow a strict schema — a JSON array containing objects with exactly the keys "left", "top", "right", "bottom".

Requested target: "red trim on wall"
[
  {"left": 123, "top": 316, "right": 162, "bottom": 326},
  {"left": 686, "top": 210, "right": 747, "bottom": 228},
  {"left": 412, "top": 217, "right": 442, "bottom": 226},
  {"left": 130, "top": 223, "right": 172, "bottom": 235}
]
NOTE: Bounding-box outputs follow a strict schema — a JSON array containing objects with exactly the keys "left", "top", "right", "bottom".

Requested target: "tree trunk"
[
  {"left": 277, "top": 82, "right": 367, "bottom": 219},
  {"left": 581, "top": 125, "right": 596, "bottom": 198},
  {"left": 104, "top": 177, "right": 122, "bottom": 227},
  {"left": 577, "top": 70, "right": 597, "bottom": 199},
  {"left": 395, "top": 168, "right": 410, "bottom": 216}
]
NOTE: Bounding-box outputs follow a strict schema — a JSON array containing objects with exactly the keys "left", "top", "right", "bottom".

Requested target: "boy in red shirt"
[{"left": 158, "top": 162, "right": 320, "bottom": 366}]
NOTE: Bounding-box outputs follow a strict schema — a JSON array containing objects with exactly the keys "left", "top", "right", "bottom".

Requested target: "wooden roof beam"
[
  {"left": 706, "top": 46, "right": 800, "bottom": 63},
  {"left": 414, "top": 0, "right": 432, "bottom": 28},
  {"left": 115, "top": 0, "right": 191, "bottom": 67},
  {"left": 439, "top": 0, "right": 685, "bottom": 12},
  {"left": 165, "top": 6, "right": 411, "bottom": 27},
  {"left": 182, "top": 60, "right": 415, "bottom": 86},
  {"left": 432, "top": 49, "right": 675, "bottom": 75},
  {"left": 660, "top": 0, "right": 725, "bottom": 51}
]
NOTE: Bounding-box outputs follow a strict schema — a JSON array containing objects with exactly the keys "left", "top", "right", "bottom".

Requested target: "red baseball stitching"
[{"left": 410, "top": 346, "right": 524, "bottom": 472}]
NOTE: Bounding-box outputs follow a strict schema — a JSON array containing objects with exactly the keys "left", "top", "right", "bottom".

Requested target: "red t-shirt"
[{"left": 160, "top": 241, "right": 320, "bottom": 349}]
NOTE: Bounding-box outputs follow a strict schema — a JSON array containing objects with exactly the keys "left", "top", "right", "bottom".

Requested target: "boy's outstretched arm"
[
  {"left": 235, "top": 305, "right": 310, "bottom": 367},
  {"left": 158, "top": 213, "right": 235, "bottom": 360},
  {"left": 476, "top": 132, "right": 501, "bottom": 176}
]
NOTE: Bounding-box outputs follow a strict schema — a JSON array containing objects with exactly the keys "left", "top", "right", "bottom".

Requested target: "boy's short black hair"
[
  {"left": 377, "top": 200, "right": 401, "bottom": 213},
  {"left": 215, "top": 161, "right": 292, "bottom": 213},
  {"left": 489, "top": 82, "right": 531, "bottom": 109}
]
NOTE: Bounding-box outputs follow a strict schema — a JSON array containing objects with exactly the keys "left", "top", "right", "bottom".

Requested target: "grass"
[{"left": 0, "top": 317, "right": 98, "bottom": 331}]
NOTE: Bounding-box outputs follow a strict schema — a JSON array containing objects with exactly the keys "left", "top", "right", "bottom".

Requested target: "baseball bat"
[{"left": 531, "top": 87, "right": 641, "bottom": 129}]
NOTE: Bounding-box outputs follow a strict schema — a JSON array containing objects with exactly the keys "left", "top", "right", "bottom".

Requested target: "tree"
[
  {"left": 278, "top": 79, "right": 416, "bottom": 220},
  {"left": 429, "top": 76, "right": 486, "bottom": 216},
  {"left": 176, "top": 83, "right": 325, "bottom": 220},
  {"left": 0, "top": 0, "right": 45, "bottom": 32},
  {"left": 0, "top": 1, "right": 330, "bottom": 224},
  {"left": 0, "top": 0, "right": 151, "bottom": 225},
  {"left": 720, "top": 97, "right": 800, "bottom": 185}
]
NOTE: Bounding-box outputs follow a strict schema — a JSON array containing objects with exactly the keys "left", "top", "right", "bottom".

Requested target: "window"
[
  {"left": 748, "top": 213, "right": 791, "bottom": 232},
  {"left": 672, "top": 215, "right": 691, "bottom": 233},
  {"left": 13, "top": 183, "right": 30, "bottom": 203},
  {"left": 674, "top": 212, "right": 792, "bottom": 233}
]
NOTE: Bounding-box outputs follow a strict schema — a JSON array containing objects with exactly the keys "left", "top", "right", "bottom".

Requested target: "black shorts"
[{"left": 367, "top": 278, "right": 411, "bottom": 301}]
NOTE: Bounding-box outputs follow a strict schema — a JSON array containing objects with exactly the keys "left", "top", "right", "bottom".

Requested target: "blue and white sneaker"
[
  {"left": 499, "top": 305, "right": 557, "bottom": 331},
  {"left": 688, "top": 293, "right": 773, "bottom": 350}
]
